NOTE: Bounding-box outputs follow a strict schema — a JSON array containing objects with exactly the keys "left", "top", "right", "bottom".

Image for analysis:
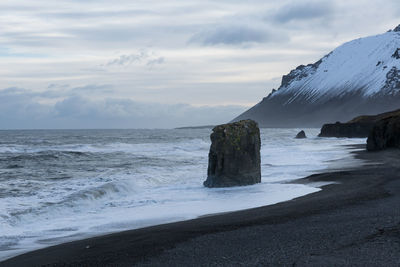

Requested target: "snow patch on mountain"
[{"left": 271, "top": 30, "right": 400, "bottom": 104}]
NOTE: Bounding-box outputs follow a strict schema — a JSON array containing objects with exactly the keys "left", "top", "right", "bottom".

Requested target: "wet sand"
[{"left": 2, "top": 147, "right": 400, "bottom": 266}]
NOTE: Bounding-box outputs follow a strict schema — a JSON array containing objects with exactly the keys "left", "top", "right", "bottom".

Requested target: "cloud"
[
  {"left": 272, "top": 1, "right": 335, "bottom": 23},
  {"left": 105, "top": 50, "right": 165, "bottom": 68},
  {"left": 40, "top": 9, "right": 156, "bottom": 20},
  {"left": 0, "top": 87, "right": 246, "bottom": 129},
  {"left": 70, "top": 84, "right": 113, "bottom": 94},
  {"left": 0, "top": 88, "right": 53, "bottom": 128},
  {"left": 33, "top": 84, "right": 113, "bottom": 99},
  {"left": 146, "top": 57, "right": 165, "bottom": 67},
  {"left": 106, "top": 51, "right": 149, "bottom": 66},
  {"left": 189, "top": 24, "right": 287, "bottom": 45},
  {"left": 64, "top": 24, "right": 181, "bottom": 46}
]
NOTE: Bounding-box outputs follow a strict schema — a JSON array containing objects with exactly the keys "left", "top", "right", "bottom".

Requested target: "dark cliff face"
[
  {"left": 318, "top": 109, "right": 400, "bottom": 138},
  {"left": 204, "top": 120, "right": 261, "bottom": 188},
  {"left": 281, "top": 64, "right": 314, "bottom": 89},
  {"left": 318, "top": 122, "right": 373, "bottom": 138},
  {"left": 367, "top": 116, "right": 400, "bottom": 151},
  {"left": 279, "top": 55, "right": 326, "bottom": 90},
  {"left": 392, "top": 48, "right": 400, "bottom": 59},
  {"left": 382, "top": 67, "right": 400, "bottom": 95}
]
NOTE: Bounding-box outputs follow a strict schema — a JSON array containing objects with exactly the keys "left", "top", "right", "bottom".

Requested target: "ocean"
[{"left": 0, "top": 128, "right": 366, "bottom": 260}]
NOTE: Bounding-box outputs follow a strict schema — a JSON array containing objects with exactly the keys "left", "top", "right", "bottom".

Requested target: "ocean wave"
[
  {"left": 0, "top": 138, "right": 209, "bottom": 155},
  {"left": 5, "top": 164, "right": 23, "bottom": 169},
  {"left": 0, "top": 150, "right": 91, "bottom": 162},
  {"left": 62, "top": 182, "right": 130, "bottom": 203},
  {"left": 6, "top": 180, "right": 134, "bottom": 224}
]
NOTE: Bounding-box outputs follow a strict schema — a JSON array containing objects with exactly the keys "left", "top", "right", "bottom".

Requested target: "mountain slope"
[{"left": 234, "top": 25, "right": 400, "bottom": 127}]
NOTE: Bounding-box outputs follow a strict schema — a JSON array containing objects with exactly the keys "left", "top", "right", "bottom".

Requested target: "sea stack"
[
  {"left": 203, "top": 120, "right": 261, "bottom": 188},
  {"left": 295, "top": 130, "right": 307, "bottom": 139}
]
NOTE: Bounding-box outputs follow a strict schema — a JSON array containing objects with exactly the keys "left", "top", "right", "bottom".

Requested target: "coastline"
[{"left": 2, "top": 146, "right": 400, "bottom": 266}]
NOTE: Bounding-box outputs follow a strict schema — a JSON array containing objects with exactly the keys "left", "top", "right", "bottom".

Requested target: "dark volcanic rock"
[
  {"left": 295, "top": 130, "right": 307, "bottom": 139},
  {"left": 367, "top": 116, "right": 400, "bottom": 151},
  {"left": 203, "top": 120, "right": 261, "bottom": 188},
  {"left": 392, "top": 48, "right": 400, "bottom": 59},
  {"left": 319, "top": 109, "right": 400, "bottom": 138},
  {"left": 318, "top": 122, "right": 373, "bottom": 138},
  {"left": 280, "top": 63, "right": 319, "bottom": 89},
  {"left": 382, "top": 67, "right": 400, "bottom": 95}
]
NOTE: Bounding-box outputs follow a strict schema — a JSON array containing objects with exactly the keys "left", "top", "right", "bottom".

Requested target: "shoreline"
[{"left": 2, "top": 146, "right": 400, "bottom": 266}]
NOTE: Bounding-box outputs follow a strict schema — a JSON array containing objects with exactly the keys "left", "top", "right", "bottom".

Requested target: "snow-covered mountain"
[{"left": 234, "top": 25, "right": 400, "bottom": 127}]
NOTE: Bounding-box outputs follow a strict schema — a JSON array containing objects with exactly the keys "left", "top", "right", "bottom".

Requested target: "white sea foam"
[{"left": 0, "top": 128, "right": 366, "bottom": 261}]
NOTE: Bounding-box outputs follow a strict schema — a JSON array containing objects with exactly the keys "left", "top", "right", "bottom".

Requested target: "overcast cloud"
[
  {"left": 0, "top": 87, "right": 246, "bottom": 129},
  {"left": 272, "top": 1, "right": 335, "bottom": 23},
  {"left": 0, "top": 0, "right": 399, "bottom": 128}
]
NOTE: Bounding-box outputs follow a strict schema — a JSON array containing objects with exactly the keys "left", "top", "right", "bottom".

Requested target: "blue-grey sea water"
[{"left": 0, "top": 128, "right": 366, "bottom": 260}]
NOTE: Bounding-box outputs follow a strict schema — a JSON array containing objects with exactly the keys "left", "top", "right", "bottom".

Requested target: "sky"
[{"left": 1, "top": 0, "right": 400, "bottom": 129}]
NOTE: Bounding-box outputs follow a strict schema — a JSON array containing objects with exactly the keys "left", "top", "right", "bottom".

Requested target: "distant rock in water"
[
  {"left": 367, "top": 116, "right": 400, "bottom": 151},
  {"left": 319, "top": 109, "right": 400, "bottom": 138},
  {"left": 203, "top": 120, "right": 261, "bottom": 188},
  {"left": 295, "top": 130, "right": 307, "bottom": 139}
]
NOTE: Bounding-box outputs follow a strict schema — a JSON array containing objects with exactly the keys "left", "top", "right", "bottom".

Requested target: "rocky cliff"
[
  {"left": 319, "top": 109, "right": 400, "bottom": 138},
  {"left": 367, "top": 116, "right": 400, "bottom": 151}
]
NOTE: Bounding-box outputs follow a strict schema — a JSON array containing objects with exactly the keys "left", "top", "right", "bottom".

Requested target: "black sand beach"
[{"left": 2, "top": 146, "right": 400, "bottom": 266}]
